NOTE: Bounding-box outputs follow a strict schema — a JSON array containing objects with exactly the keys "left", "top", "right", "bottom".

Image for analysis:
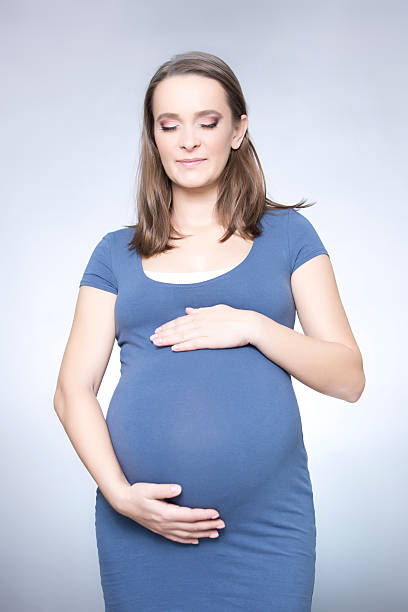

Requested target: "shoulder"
[
  {"left": 259, "top": 207, "right": 291, "bottom": 242},
  {"left": 106, "top": 227, "right": 133, "bottom": 240},
  {"left": 286, "top": 208, "right": 329, "bottom": 273},
  {"left": 261, "top": 207, "right": 291, "bottom": 222},
  {"left": 259, "top": 207, "right": 329, "bottom": 273},
  {"left": 261, "top": 206, "right": 314, "bottom": 226},
  {"left": 261, "top": 206, "right": 324, "bottom": 239},
  {"left": 286, "top": 207, "right": 327, "bottom": 244},
  {"left": 286, "top": 207, "right": 318, "bottom": 229},
  {"left": 106, "top": 227, "right": 134, "bottom": 249},
  {"left": 260, "top": 207, "right": 290, "bottom": 230}
]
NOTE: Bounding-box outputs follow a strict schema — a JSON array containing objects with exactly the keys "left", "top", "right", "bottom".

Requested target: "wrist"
[
  {"left": 102, "top": 479, "right": 132, "bottom": 512},
  {"left": 245, "top": 310, "right": 265, "bottom": 346}
]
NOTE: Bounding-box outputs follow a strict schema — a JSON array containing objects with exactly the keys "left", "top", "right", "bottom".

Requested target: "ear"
[{"left": 231, "top": 114, "right": 248, "bottom": 150}]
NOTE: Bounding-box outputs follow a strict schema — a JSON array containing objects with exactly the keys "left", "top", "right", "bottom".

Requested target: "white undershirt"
[{"left": 143, "top": 265, "right": 235, "bottom": 283}]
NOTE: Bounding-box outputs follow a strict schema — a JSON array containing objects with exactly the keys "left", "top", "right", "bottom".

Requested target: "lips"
[{"left": 177, "top": 159, "right": 206, "bottom": 166}]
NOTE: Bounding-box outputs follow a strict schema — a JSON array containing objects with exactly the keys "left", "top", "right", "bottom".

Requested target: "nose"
[{"left": 178, "top": 125, "right": 201, "bottom": 151}]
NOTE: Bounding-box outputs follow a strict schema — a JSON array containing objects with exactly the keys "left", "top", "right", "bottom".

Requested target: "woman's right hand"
[{"left": 114, "top": 482, "right": 226, "bottom": 544}]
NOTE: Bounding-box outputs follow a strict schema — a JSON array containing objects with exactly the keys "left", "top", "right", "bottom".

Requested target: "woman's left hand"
[{"left": 149, "top": 305, "right": 258, "bottom": 352}]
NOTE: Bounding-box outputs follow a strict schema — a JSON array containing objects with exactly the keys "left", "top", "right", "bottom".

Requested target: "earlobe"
[{"left": 232, "top": 135, "right": 243, "bottom": 150}]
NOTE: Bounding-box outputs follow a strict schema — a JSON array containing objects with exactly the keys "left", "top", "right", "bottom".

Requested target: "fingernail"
[{"left": 212, "top": 513, "right": 219, "bottom": 519}]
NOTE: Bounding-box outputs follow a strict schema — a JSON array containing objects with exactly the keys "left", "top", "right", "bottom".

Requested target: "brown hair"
[{"left": 125, "top": 51, "right": 316, "bottom": 257}]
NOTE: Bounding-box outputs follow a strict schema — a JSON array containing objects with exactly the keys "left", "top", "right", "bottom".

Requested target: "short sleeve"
[
  {"left": 288, "top": 209, "right": 329, "bottom": 274},
  {"left": 79, "top": 232, "right": 118, "bottom": 295}
]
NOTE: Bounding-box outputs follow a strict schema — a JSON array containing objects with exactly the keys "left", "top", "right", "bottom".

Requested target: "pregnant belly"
[{"left": 106, "top": 347, "right": 303, "bottom": 513}]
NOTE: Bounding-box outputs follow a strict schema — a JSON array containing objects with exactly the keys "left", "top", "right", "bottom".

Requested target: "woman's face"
[{"left": 152, "top": 74, "right": 247, "bottom": 190}]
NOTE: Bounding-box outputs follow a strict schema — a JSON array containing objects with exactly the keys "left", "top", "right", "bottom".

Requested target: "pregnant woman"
[{"left": 54, "top": 51, "right": 365, "bottom": 611}]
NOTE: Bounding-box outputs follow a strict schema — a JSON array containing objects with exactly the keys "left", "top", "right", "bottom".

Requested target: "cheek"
[
  {"left": 155, "top": 141, "right": 176, "bottom": 177},
  {"left": 208, "top": 130, "right": 232, "bottom": 157},
  {"left": 155, "top": 134, "right": 171, "bottom": 161}
]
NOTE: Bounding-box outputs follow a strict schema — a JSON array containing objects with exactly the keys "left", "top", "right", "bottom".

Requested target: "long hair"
[{"left": 125, "top": 51, "right": 316, "bottom": 257}]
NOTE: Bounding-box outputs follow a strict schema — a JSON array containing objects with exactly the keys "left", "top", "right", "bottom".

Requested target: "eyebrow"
[{"left": 156, "top": 109, "right": 222, "bottom": 122}]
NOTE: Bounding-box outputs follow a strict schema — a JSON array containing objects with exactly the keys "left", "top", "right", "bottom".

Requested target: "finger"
[
  {"left": 171, "top": 518, "right": 225, "bottom": 533},
  {"left": 171, "top": 339, "right": 205, "bottom": 351},
  {"left": 165, "top": 505, "right": 220, "bottom": 522},
  {"left": 154, "top": 314, "right": 190, "bottom": 333},
  {"left": 167, "top": 535, "right": 199, "bottom": 545},
  {"left": 150, "top": 324, "right": 196, "bottom": 346},
  {"left": 154, "top": 332, "right": 203, "bottom": 349},
  {"left": 173, "top": 527, "right": 220, "bottom": 539}
]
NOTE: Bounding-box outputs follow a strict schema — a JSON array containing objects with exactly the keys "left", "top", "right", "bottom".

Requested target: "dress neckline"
[
  {"left": 138, "top": 229, "right": 259, "bottom": 289},
  {"left": 143, "top": 264, "right": 234, "bottom": 277}
]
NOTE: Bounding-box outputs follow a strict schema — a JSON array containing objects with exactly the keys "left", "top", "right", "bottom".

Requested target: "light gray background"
[{"left": 2, "top": 1, "right": 407, "bottom": 610}]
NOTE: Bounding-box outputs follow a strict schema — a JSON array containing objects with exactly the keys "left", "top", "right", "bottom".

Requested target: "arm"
[
  {"left": 248, "top": 254, "right": 365, "bottom": 403},
  {"left": 53, "top": 286, "right": 130, "bottom": 511}
]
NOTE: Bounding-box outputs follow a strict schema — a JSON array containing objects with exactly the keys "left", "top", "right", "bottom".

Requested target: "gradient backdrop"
[{"left": 1, "top": 1, "right": 407, "bottom": 610}]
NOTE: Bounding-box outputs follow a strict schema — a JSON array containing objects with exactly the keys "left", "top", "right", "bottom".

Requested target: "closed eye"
[{"left": 161, "top": 121, "right": 218, "bottom": 132}]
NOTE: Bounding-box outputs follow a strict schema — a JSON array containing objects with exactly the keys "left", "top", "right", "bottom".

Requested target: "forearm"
[
  {"left": 248, "top": 312, "right": 365, "bottom": 402},
  {"left": 53, "top": 386, "right": 130, "bottom": 510}
]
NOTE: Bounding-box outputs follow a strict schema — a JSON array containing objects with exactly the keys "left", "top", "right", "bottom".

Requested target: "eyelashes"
[{"left": 160, "top": 121, "right": 219, "bottom": 132}]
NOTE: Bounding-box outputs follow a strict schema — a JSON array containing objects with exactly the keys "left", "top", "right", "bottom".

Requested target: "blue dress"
[{"left": 79, "top": 207, "right": 329, "bottom": 611}]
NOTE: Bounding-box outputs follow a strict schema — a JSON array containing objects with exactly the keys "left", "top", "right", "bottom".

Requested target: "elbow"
[
  {"left": 53, "top": 381, "right": 96, "bottom": 418},
  {"left": 347, "top": 391, "right": 362, "bottom": 404},
  {"left": 53, "top": 385, "right": 66, "bottom": 418},
  {"left": 346, "top": 370, "right": 366, "bottom": 403},
  {"left": 343, "top": 348, "right": 365, "bottom": 403}
]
